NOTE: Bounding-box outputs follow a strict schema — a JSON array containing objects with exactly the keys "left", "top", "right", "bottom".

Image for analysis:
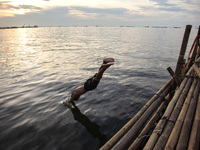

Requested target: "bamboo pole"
[
  {"left": 150, "top": 58, "right": 200, "bottom": 150},
  {"left": 164, "top": 78, "right": 198, "bottom": 150},
  {"left": 100, "top": 78, "right": 173, "bottom": 150},
  {"left": 176, "top": 80, "right": 200, "bottom": 150},
  {"left": 143, "top": 67, "right": 193, "bottom": 150},
  {"left": 195, "top": 44, "right": 200, "bottom": 61},
  {"left": 153, "top": 73, "right": 194, "bottom": 150},
  {"left": 186, "top": 26, "right": 200, "bottom": 70},
  {"left": 175, "top": 25, "right": 192, "bottom": 79},
  {"left": 111, "top": 85, "right": 172, "bottom": 150},
  {"left": 188, "top": 91, "right": 200, "bottom": 150},
  {"left": 167, "top": 67, "right": 181, "bottom": 86},
  {"left": 128, "top": 93, "right": 173, "bottom": 150},
  {"left": 194, "top": 63, "right": 200, "bottom": 79}
]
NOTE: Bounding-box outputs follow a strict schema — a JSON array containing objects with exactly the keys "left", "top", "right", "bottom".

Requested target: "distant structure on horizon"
[{"left": 0, "top": 25, "right": 38, "bottom": 29}]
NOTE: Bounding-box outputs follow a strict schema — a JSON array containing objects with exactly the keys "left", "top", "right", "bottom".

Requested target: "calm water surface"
[{"left": 0, "top": 27, "right": 197, "bottom": 150}]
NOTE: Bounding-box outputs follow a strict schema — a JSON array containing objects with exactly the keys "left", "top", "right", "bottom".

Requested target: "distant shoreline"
[
  {"left": 0, "top": 25, "right": 38, "bottom": 29},
  {"left": 0, "top": 25, "right": 188, "bottom": 29}
]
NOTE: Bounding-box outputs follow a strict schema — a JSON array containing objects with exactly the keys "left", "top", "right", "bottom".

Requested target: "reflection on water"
[
  {"left": 0, "top": 27, "right": 198, "bottom": 150},
  {"left": 70, "top": 105, "right": 107, "bottom": 148}
]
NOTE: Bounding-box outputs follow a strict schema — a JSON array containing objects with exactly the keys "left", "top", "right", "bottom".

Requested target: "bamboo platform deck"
[{"left": 100, "top": 25, "right": 200, "bottom": 150}]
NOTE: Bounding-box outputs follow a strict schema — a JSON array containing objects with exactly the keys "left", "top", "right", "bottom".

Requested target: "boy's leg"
[{"left": 95, "top": 58, "right": 114, "bottom": 82}]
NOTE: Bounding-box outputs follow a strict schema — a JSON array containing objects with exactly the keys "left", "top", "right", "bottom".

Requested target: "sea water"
[{"left": 0, "top": 27, "right": 197, "bottom": 150}]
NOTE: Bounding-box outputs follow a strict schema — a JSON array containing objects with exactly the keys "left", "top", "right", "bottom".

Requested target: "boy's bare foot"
[
  {"left": 101, "top": 62, "right": 114, "bottom": 67},
  {"left": 103, "top": 58, "right": 114, "bottom": 64}
]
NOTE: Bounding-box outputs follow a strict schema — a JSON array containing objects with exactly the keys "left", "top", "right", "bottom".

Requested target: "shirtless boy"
[{"left": 63, "top": 58, "right": 114, "bottom": 106}]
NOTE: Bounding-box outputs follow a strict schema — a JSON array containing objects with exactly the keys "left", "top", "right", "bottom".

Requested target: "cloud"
[
  {"left": 0, "top": 1, "right": 18, "bottom": 10},
  {"left": 19, "top": 5, "right": 42, "bottom": 10},
  {"left": 168, "top": 0, "right": 200, "bottom": 12},
  {"left": 150, "top": 0, "right": 174, "bottom": 6},
  {"left": 68, "top": 9, "right": 98, "bottom": 20},
  {"left": 0, "top": 1, "right": 20, "bottom": 17},
  {"left": 137, "top": 0, "right": 200, "bottom": 23},
  {"left": 67, "top": 6, "right": 129, "bottom": 20},
  {"left": 149, "top": 0, "right": 200, "bottom": 15},
  {"left": 149, "top": 0, "right": 187, "bottom": 12},
  {"left": 0, "top": 0, "right": 199, "bottom": 27},
  {"left": 0, "top": 1, "right": 42, "bottom": 17},
  {"left": 39, "top": 6, "right": 129, "bottom": 21},
  {"left": 71, "top": 6, "right": 127, "bottom": 15}
]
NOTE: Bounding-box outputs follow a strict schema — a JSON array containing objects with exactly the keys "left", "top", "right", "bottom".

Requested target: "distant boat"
[
  {"left": 22, "top": 25, "right": 38, "bottom": 28},
  {"left": 152, "top": 26, "right": 168, "bottom": 28},
  {"left": 174, "top": 27, "right": 181, "bottom": 29}
]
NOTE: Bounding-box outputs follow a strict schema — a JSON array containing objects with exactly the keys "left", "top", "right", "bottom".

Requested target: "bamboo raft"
[{"left": 100, "top": 25, "right": 200, "bottom": 150}]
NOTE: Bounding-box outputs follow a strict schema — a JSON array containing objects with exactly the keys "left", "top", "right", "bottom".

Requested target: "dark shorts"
[{"left": 84, "top": 74, "right": 99, "bottom": 91}]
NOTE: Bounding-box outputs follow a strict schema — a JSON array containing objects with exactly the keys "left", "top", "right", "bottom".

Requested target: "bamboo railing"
[{"left": 100, "top": 25, "right": 200, "bottom": 150}]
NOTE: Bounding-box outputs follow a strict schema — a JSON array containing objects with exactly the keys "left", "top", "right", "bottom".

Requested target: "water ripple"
[{"left": 0, "top": 27, "right": 197, "bottom": 150}]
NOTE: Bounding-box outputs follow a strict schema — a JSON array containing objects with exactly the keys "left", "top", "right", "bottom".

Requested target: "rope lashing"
[{"left": 155, "top": 93, "right": 165, "bottom": 101}]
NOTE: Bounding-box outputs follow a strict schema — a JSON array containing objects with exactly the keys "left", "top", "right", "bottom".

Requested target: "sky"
[{"left": 0, "top": 0, "right": 199, "bottom": 27}]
